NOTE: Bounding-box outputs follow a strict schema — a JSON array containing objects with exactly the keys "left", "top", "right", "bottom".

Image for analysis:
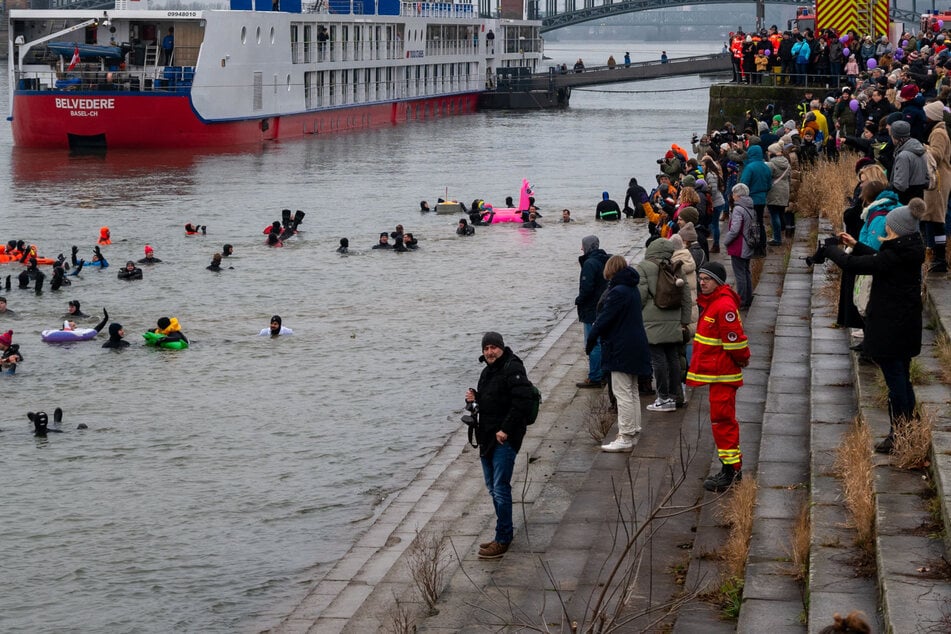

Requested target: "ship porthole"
[
  {"left": 241, "top": 26, "right": 247, "bottom": 44},
  {"left": 256, "top": 26, "right": 262, "bottom": 45},
  {"left": 270, "top": 26, "right": 275, "bottom": 44}
]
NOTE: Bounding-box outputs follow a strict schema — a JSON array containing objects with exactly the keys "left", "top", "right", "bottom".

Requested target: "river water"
[{"left": 0, "top": 40, "right": 719, "bottom": 632}]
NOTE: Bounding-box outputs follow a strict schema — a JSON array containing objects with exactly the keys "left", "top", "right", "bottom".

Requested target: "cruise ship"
[{"left": 8, "top": 0, "right": 543, "bottom": 149}]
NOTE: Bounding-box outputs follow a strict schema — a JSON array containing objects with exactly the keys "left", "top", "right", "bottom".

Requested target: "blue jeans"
[
  {"left": 767, "top": 204, "right": 785, "bottom": 242},
  {"left": 712, "top": 203, "right": 726, "bottom": 246},
  {"left": 583, "top": 322, "right": 603, "bottom": 382},
  {"left": 875, "top": 357, "right": 916, "bottom": 430},
  {"left": 481, "top": 441, "right": 516, "bottom": 544}
]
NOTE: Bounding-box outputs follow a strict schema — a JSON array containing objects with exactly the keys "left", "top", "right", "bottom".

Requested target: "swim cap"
[
  {"left": 0, "top": 330, "right": 12, "bottom": 346},
  {"left": 271, "top": 315, "right": 282, "bottom": 326},
  {"left": 145, "top": 245, "right": 154, "bottom": 254},
  {"left": 108, "top": 323, "right": 123, "bottom": 337},
  {"left": 157, "top": 317, "right": 171, "bottom": 329}
]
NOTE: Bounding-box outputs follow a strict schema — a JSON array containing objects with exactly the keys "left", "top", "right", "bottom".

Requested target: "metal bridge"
[
  {"left": 28, "top": 0, "right": 924, "bottom": 29},
  {"left": 540, "top": 0, "right": 920, "bottom": 33}
]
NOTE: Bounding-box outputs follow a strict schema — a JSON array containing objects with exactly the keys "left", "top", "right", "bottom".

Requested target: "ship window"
[
  {"left": 241, "top": 26, "right": 247, "bottom": 44},
  {"left": 256, "top": 26, "right": 262, "bottom": 45}
]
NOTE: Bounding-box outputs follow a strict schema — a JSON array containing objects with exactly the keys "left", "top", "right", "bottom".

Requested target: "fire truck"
[
  {"left": 788, "top": 1, "right": 889, "bottom": 38},
  {"left": 921, "top": 11, "right": 951, "bottom": 33}
]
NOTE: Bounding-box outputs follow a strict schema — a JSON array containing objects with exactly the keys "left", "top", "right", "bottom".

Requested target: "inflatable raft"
[
  {"left": 41, "top": 328, "right": 99, "bottom": 342},
  {"left": 143, "top": 331, "right": 188, "bottom": 350}
]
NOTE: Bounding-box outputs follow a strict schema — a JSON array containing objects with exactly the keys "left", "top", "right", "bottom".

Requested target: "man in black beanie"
[
  {"left": 686, "top": 262, "right": 751, "bottom": 492},
  {"left": 464, "top": 331, "right": 536, "bottom": 559}
]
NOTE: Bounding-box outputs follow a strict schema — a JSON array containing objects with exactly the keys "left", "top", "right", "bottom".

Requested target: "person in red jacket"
[{"left": 687, "top": 261, "right": 751, "bottom": 492}]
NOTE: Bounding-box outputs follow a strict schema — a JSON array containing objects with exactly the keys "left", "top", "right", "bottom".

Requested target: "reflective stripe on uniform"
[
  {"left": 686, "top": 371, "right": 744, "bottom": 383},
  {"left": 722, "top": 340, "right": 749, "bottom": 351},
  {"left": 694, "top": 334, "right": 722, "bottom": 346},
  {"left": 718, "top": 447, "right": 742, "bottom": 465}
]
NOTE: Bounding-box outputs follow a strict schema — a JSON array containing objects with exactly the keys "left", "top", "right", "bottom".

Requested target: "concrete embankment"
[{"left": 269, "top": 219, "right": 951, "bottom": 633}]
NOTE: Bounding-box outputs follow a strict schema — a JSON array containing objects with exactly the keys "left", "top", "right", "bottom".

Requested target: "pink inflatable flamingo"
[{"left": 486, "top": 179, "right": 535, "bottom": 224}]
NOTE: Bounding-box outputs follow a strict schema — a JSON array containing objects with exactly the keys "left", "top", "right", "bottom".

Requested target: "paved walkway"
[{"left": 267, "top": 223, "right": 951, "bottom": 633}]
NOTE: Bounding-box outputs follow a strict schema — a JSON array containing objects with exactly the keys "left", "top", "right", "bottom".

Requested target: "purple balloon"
[
  {"left": 867, "top": 57, "right": 877, "bottom": 69},
  {"left": 843, "top": 47, "right": 850, "bottom": 57},
  {"left": 902, "top": 39, "right": 908, "bottom": 47},
  {"left": 895, "top": 48, "right": 904, "bottom": 60},
  {"left": 940, "top": 20, "right": 945, "bottom": 28},
  {"left": 764, "top": 48, "right": 771, "bottom": 57},
  {"left": 840, "top": 35, "right": 849, "bottom": 43},
  {"left": 850, "top": 99, "right": 859, "bottom": 112}
]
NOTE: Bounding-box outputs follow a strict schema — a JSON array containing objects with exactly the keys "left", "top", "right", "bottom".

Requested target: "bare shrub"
[
  {"left": 751, "top": 257, "right": 765, "bottom": 289},
  {"left": 585, "top": 392, "right": 617, "bottom": 443},
  {"left": 407, "top": 528, "right": 449, "bottom": 615},
  {"left": 384, "top": 595, "right": 415, "bottom": 634},
  {"left": 716, "top": 476, "right": 758, "bottom": 580},
  {"left": 891, "top": 407, "right": 934, "bottom": 470},
  {"left": 833, "top": 418, "right": 875, "bottom": 553}
]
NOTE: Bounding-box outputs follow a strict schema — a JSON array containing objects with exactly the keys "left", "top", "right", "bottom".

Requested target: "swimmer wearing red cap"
[{"left": 137, "top": 245, "right": 163, "bottom": 265}]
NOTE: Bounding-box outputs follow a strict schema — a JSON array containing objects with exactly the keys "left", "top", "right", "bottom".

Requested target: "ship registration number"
[{"left": 55, "top": 98, "right": 115, "bottom": 117}]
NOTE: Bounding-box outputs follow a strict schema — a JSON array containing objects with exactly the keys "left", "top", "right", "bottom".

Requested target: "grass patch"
[
  {"left": 717, "top": 476, "right": 758, "bottom": 580},
  {"left": 833, "top": 417, "right": 876, "bottom": 555},
  {"left": 786, "top": 501, "right": 810, "bottom": 582},
  {"left": 891, "top": 407, "right": 934, "bottom": 470},
  {"left": 796, "top": 152, "right": 861, "bottom": 227},
  {"left": 584, "top": 392, "right": 616, "bottom": 443},
  {"left": 935, "top": 332, "right": 951, "bottom": 385}
]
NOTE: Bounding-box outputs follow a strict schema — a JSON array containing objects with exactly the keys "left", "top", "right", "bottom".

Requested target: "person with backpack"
[
  {"left": 585, "top": 255, "right": 652, "bottom": 452},
  {"left": 464, "top": 331, "right": 537, "bottom": 559},
  {"left": 739, "top": 144, "right": 772, "bottom": 251},
  {"left": 722, "top": 183, "right": 757, "bottom": 309},
  {"left": 686, "top": 262, "right": 750, "bottom": 492},
  {"left": 635, "top": 239, "right": 692, "bottom": 412},
  {"left": 766, "top": 142, "right": 792, "bottom": 245}
]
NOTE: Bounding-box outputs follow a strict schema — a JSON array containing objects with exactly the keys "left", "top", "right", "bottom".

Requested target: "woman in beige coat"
[{"left": 922, "top": 100, "right": 951, "bottom": 272}]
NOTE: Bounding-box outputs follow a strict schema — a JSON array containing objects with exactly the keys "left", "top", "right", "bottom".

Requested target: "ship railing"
[
  {"left": 14, "top": 67, "right": 196, "bottom": 94},
  {"left": 292, "top": 40, "right": 405, "bottom": 63},
  {"left": 400, "top": 1, "right": 475, "bottom": 18},
  {"left": 425, "top": 39, "right": 475, "bottom": 56}
]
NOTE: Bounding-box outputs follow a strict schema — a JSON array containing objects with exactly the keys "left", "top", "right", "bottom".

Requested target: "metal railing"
[{"left": 14, "top": 67, "right": 193, "bottom": 93}]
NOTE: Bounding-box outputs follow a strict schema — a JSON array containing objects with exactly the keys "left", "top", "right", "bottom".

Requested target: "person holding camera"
[
  {"left": 818, "top": 205, "right": 925, "bottom": 453},
  {"left": 464, "top": 332, "right": 536, "bottom": 559},
  {"left": 0, "top": 329, "right": 22, "bottom": 375}
]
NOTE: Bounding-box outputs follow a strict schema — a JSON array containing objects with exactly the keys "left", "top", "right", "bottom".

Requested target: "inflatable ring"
[
  {"left": 143, "top": 331, "right": 188, "bottom": 349},
  {"left": 41, "top": 328, "right": 98, "bottom": 342}
]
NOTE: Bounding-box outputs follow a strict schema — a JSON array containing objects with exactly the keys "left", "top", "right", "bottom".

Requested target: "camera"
[
  {"left": 656, "top": 158, "right": 665, "bottom": 164},
  {"left": 805, "top": 236, "right": 840, "bottom": 266},
  {"left": 461, "top": 400, "right": 479, "bottom": 426},
  {"left": 691, "top": 134, "right": 699, "bottom": 144}
]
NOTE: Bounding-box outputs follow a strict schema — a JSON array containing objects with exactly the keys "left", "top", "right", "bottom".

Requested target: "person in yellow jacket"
[{"left": 686, "top": 261, "right": 750, "bottom": 492}]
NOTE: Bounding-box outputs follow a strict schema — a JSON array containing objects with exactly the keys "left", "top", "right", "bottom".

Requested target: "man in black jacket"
[
  {"left": 575, "top": 235, "right": 611, "bottom": 388},
  {"left": 465, "top": 332, "right": 535, "bottom": 559}
]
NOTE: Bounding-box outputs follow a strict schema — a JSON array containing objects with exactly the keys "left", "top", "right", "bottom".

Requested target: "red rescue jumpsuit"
[{"left": 686, "top": 283, "right": 750, "bottom": 470}]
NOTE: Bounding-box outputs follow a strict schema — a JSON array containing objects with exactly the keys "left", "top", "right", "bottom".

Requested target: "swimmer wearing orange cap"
[{"left": 98, "top": 226, "right": 111, "bottom": 245}]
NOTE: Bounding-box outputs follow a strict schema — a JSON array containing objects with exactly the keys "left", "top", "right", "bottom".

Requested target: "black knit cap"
[
  {"left": 699, "top": 261, "right": 728, "bottom": 286},
  {"left": 481, "top": 331, "right": 504, "bottom": 349}
]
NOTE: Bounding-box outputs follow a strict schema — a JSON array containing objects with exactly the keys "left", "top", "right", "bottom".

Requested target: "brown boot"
[{"left": 478, "top": 541, "right": 509, "bottom": 559}]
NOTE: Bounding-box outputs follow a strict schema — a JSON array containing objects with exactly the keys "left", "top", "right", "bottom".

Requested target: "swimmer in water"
[
  {"left": 152, "top": 317, "right": 188, "bottom": 346},
  {"left": 207, "top": 253, "right": 230, "bottom": 271},
  {"left": 372, "top": 232, "right": 390, "bottom": 249},
  {"left": 259, "top": 315, "right": 293, "bottom": 337},
  {"left": 65, "top": 299, "right": 88, "bottom": 319},
  {"left": 117, "top": 261, "right": 143, "bottom": 280},
  {"left": 337, "top": 238, "right": 349, "bottom": 253},
  {"left": 98, "top": 226, "right": 111, "bottom": 245},
  {"left": 185, "top": 223, "right": 206, "bottom": 235},
  {"left": 0, "top": 329, "right": 22, "bottom": 374},
  {"left": 138, "top": 245, "right": 163, "bottom": 265},
  {"left": 222, "top": 244, "right": 234, "bottom": 257},
  {"left": 420, "top": 201, "right": 431, "bottom": 212},
  {"left": 102, "top": 322, "right": 129, "bottom": 349}
]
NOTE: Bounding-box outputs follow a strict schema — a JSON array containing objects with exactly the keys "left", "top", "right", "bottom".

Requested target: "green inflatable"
[{"left": 142, "top": 331, "right": 189, "bottom": 350}]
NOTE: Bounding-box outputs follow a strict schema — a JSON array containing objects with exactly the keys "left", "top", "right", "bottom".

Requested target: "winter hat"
[
  {"left": 144, "top": 244, "right": 154, "bottom": 255},
  {"left": 678, "top": 207, "right": 700, "bottom": 225},
  {"left": 271, "top": 315, "right": 282, "bottom": 326},
  {"left": 768, "top": 142, "right": 783, "bottom": 155},
  {"left": 907, "top": 51, "right": 921, "bottom": 62},
  {"left": 679, "top": 222, "right": 698, "bottom": 243},
  {"left": 695, "top": 178, "right": 708, "bottom": 190},
  {"left": 665, "top": 150, "right": 675, "bottom": 159},
  {"left": 481, "top": 331, "right": 505, "bottom": 349},
  {"left": 681, "top": 175, "right": 697, "bottom": 188},
  {"left": 757, "top": 121, "right": 769, "bottom": 133},
  {"left": 379, "top": 231, "right": 389, "bottom": 238},
  {"left": 669, "top": 234, "right": 685, "bottom": 250},
  {"left": 156, "top": 317, "right": 171, "bottom": 330},
  {"left": 890, "top": 120, "right": 912, "bottom": 139},
  {"left": 854, "top": 156, "right": 875, "bottom": 173},
  {"left": 602, "top": 191, "right": 610, "bottom": 200},
  {"left": 581, "top": 235, "right": 600, "bottom": 255},
  {"left": 732, "top": 182, "right": 751, "bottom": 197},
  {"left": 909, "top": 198, "right": 927, "bottom": 219},
  {"left": 886, "top": 205, "right": 919, "bottom": 237},
  {"left": 0, "top": 330, "right": 12, "bottom": 346},
  {"left": 699, "top": 261, "right": 728, "bottom": 286},
  {"left": 898, "top": 84, "right": 919, "bottom": 101},
  {"left": 886, "top": 111, "right": 904, "bottom": 125},
  {"left": 773, "top": 114, "right": 783, "bottom": 122},
  {"left": 784, "top": 119, "right": 798, "bottom": 131},
  {"left": 924, "top": 100, "right": 947, "bottom": 121}
]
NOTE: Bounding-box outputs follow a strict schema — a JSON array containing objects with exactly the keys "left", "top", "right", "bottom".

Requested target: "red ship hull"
[{"left": 11, "top": 91, "right": 481, "bottom": 149}]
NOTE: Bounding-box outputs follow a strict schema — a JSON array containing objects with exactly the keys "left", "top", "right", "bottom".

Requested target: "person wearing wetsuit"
[
  {"left": 259, "top": 315, "right": 293, "bottom": 337},
  {"left": 222, "top": 244, "right": 234, "bottom": 257},
  {"left": 152, "top": 317, "right": 188, "bottom": 346},
  {"left": 457, "top": 219, "right": 475, "bottom": 236},
  {"left": 402, "top": 233, "right": 418, "bottom": 250},
  {"left": 372, "top": 232, "right": 390, "bottom": 249},
  {"left": 0, "top": 329, "right": 22, "bottom": 374},
  {"left": 206, "top": 253, "right": 224, "bottom": 271},
  {"left": 420, "top": 201, "right": 430, "bottom": 212},
  {"left": 65, "top": 299, "right": 88, "bottom": 319},
  {"left": 337, "top": 238, "right": 350, "bottom": 253},
  {"left": 102, "top": 322, "right": 129, "bottom": 349},
  {"left": 117, "top": 261, "right": 143, "bottom": 280},
  {"left": 17, "top": 257, "right": 45, "bottom": 293},
  {"left": 137, "top": 245, "right": 163, "bottom": 264},
  {"left": 596, "top": 191, "right": 622, "bottom": 221}
]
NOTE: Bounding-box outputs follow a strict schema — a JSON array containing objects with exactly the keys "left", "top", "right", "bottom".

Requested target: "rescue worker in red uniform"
[{"left": 686, "top": 261, "right": 751, "bottom": 492}]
